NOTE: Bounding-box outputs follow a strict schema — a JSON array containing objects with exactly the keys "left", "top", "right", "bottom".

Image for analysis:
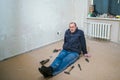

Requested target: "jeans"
[{"left": 50, "top": 49, "right": 79, "bottom": 75}]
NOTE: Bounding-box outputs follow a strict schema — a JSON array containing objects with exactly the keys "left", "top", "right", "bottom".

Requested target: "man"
[{"left": 38, "top": 22, "right": 90, "bottom": 78}]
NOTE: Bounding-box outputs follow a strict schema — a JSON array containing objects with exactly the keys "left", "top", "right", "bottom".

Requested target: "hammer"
[
  {"left": 78, "top": 64, "right": 82, "bottom": 71},
  {"left": 53, "top": 49, "right": 61, "bottom": 53},
  {"left": 85, "top": 58, "right": 89, "bottom": 63},
  {"left": 40, "top": 59, "right": 50, "bottom": 65},
  {"left": 64, "top": 66, "right": 74, "bottom": 75}
]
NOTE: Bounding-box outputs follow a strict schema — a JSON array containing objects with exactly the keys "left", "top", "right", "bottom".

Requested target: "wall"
[
  {"left": 0, "top": 0, "right": 75, "bottom": 60},
  {"left": 0, "top": 0, "right": 18, "bottom": 60},
  {"left": 73, "top": 0, "right": 88, "bottom": 32}
]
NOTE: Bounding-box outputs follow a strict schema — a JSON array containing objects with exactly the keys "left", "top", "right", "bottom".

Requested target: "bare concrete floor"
[{"left": 0, "top": 39, "right": 120, "bottom": 80}]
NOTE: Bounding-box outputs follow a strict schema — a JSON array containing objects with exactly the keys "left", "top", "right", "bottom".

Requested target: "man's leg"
[
  {"left": 52, "top": 51, "right": 79, "bottom": 75},
  {"left": 38, "top": 49, "right": 68, "bottom": 78},
  {"left": 50, "top": 49, "right": 69, "bottom": 71}
]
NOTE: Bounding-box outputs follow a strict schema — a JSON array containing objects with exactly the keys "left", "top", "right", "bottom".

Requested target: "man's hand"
[{"left": 84, "top": 53, "right": 91, "bottom": 58}]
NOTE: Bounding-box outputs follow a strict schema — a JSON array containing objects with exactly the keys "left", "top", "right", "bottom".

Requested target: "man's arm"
[
  {"left": 64, "top": 30, "right": 68, "bottom": 43},
  {"left": 80, "top": 31, "right": 87, "bottom": 54},
  {"left": 80, "top": 31, "right": 91, "bottom": 57}
]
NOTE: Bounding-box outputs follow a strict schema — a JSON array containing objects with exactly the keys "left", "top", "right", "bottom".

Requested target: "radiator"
[{"left": 87, "top": 22, "right": 111, "bottom": 40}]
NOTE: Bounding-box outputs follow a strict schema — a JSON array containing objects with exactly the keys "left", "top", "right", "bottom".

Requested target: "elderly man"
[{"left": 38, "top": 22, "right": 90, "bottom": 78}]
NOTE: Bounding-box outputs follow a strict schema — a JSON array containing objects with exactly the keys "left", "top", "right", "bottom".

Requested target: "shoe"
[
  {"left": 46, "top": 66, "right": 53, "bottom": 76},
  {"left": 38, "top": 67, "right": 48, "bottom": 78},
  {"left": 38, "top": 66, "right": 53, "bottom": 78}
]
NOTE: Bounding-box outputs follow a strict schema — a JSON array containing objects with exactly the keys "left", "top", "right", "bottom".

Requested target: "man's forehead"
[
  {"left": 70, "top": 24, "right": 75, "bottom": 26},
  {"left": 69, "top": 24, "right": 76, "bottom": 27}
]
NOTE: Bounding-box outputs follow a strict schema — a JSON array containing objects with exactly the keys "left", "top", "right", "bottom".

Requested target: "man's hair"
[{"left": 69, "top": 22, "right": 77, "bottom": 27}]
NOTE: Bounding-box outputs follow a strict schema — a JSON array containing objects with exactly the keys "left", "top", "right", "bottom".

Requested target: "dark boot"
[
  {"left": 46, "top": 66, "right": 53, "bottom": 76},
  {"left": 38, "top": 66, "right": 53, "bottom": 78},
  {"left": 38, "top": 66, "right": 49, "bottom": 78}
]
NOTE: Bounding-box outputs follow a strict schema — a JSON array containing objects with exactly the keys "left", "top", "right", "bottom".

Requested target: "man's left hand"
[{"left": 84, "top": 53, "right": 91, "bottom": 58}]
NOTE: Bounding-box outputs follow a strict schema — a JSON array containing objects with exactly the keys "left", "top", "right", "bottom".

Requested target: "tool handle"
[
  {"left": 68, "top": 66, "right": 74, "bottom": 72},
  {"left": 78, "top": 64, "right": 82, "bottom": 70},
  {"left": 85, "top": 58, "right": 89, "bottom": 63}
]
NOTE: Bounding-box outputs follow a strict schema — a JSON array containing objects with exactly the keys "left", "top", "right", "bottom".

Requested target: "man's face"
[{"left": 69, "top": 23, "right": 77, "bottom": 33}]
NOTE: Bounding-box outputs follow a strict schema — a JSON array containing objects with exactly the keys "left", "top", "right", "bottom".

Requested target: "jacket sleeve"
[
  {"left": 80, "top": 31, "right": 88, "bottom": 54},
  {"left": 64, "top": 30, "right": 67, "bottom": 43}
]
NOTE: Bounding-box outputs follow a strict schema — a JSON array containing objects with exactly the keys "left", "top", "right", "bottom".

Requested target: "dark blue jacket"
[{"left": 63, "top": 28, "right": 87, "bottom": 55}]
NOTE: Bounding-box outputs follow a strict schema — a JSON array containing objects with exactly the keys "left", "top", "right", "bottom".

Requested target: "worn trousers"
[{"left": 50, "top": 49, "right": 79, "bottom": 75}]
